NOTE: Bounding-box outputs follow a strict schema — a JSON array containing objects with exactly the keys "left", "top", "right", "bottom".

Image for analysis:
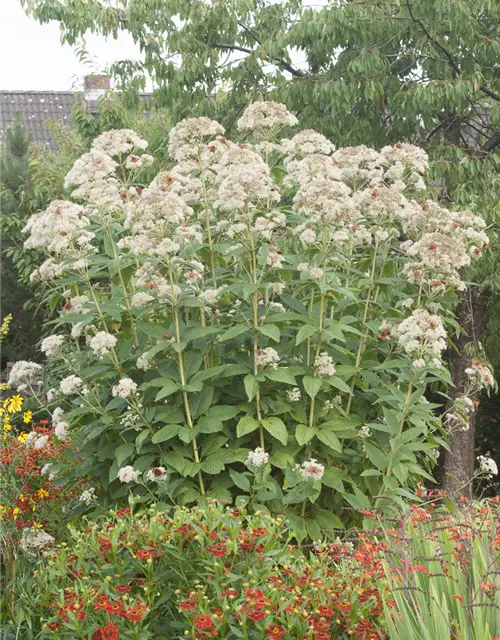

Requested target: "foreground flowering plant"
[
  {"left": 12, "top": 101, "right": 495, "bottom": 529},
  {"left": 32, "top": 502, "right": 390, "bottom": 639}
]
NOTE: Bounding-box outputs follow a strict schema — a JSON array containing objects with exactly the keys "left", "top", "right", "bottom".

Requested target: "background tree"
[
  {"left": 0, "top": 118, "right": 84, "bottom": 368},
  {"left": 19, "top": 0, "right": 500, "bottom": 495}
]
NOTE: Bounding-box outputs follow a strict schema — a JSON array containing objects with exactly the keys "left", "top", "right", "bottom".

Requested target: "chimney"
[{"left": 84, "top": 74, "right": 111, "bottom": 100}]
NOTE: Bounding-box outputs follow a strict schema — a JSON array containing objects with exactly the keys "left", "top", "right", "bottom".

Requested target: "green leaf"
[
  {"left": 306, "top": 518, "right": 323, "bottom": 541},
  {"left": 324, "top": 376, "right": 352, "bottom": 393},
  {"left": 270, "top": 451, "right": 295, "bottom": 469},
  {"left": 218, "top": 324, "right": 250, "bottom": 342},
  {"left": 201, "top": 454, "right": 225, "bottom": 474},
  {"left": 261, "top": 417, "right": 288, "bottom": 445},
  {"left": 315, "top": 509, "right": 345, "bottom": 530},
  {"left": 296, "top": 324, "right": 316, "bottom": 345},
  {"left": 244, "top": 374, "right": 258, "bottom": 401},
  {"left": 236, "top": 415, "right": 260, "bottom": 437},
  {"left": 229, "top": 469, "right": 251, "bottom": 492},
  {"left": 204, "top": 405, "right": 240, "bottom": 421},
  {"left": 163, "top": 452, "right": 187, "bottom": 474},
  {"left": 264, "top": 367, "right": 297, "bottom": 385},
  {"left": 317, "top": 429, "right": 342, "bottom": 453},
  {"left": 137, "top": 323, "right": 167, "bottom": 339},
  {"left": 114, "top": 442, "right": 135, "bottom": 466},
  {"left": 303, "top": 375, "right": 322, "bottom": 399},
  {"left": 197, "top": 415, "right": 223, "bottom": 434},
  {"left": 295, "top": 424, "right": 317, "bottom": 446},
  {"left": 258, "top": 324, "right": 280, "bottom": 342},
  {"left": 154, "top": 379, "right": 179, "bottom": 401},
  {"left": 364, "top": 442, "right": 387, "bottom": 471},
  {"left": 152, "top": 424, "right": 182, "bottom": 443}
]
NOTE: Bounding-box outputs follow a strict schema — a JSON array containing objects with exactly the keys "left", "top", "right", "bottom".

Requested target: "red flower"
[
  {"left": 93, "top": 595, "right": 111, "bottom": 611},
  {"left": 317, "top": 605, "right": 334, "bottom": 619},
  {"left": 115, "top": 584, "right": 131, "bottom": 594},
  {"left": 98, "top": 537, "right": 112, "bottom": 552},
  {"left": 266, "top": 624, "right": 288, "bottom": 638},
  {"left": 194, "top": 615, "right": 215, "bottom": 630},
  {"left": 105, "top": 601, "right": 125, "bottom": 616},
  {"left": 205, "top": 543, "right": 227, "bottom": 558},
  {"left": 124, "top": 603, "right": 147, "bottom": 622},
  {"left": 115, "top": 508, "right": 131, "bottom": 516},
  {"left": 136, "top": 548, "right": 157, "bottom": 561},
  {"left": 93, "top": 623, "right": 120, "bottom": 640},
  {"left": 180, "top": 599, "right": 197, "bottom": 610},
  {"left": 47, "top": 622, "right": 60, "bottom": 632}
]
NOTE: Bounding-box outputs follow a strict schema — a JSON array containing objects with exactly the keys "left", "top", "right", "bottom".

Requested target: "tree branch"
[
  {"left": 212, "top": 42, "right": 307, "bottom": 78},
  {"left": 406, "top": 2, "right": 500, "bottom": 103}
]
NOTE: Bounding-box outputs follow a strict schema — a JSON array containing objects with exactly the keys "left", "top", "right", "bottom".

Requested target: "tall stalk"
[{"left": 168, "top": 267, "right": 205, "bottom": 496}]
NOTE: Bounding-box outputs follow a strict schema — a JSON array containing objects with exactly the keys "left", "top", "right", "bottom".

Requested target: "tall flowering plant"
[{"left": 13, "top": 103, "right": 494, "bottom": 532}]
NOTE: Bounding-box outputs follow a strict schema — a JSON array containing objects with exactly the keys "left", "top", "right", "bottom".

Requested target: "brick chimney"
[{"left": 84, "top": 74, "right": 111, "bottom": 100}]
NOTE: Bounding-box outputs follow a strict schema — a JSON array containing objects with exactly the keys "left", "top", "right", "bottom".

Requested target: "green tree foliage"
[
  {"left": 0, "top": 119, "right": 84, "bottom": 367},
  {"left": 19, "top": 0, "right": 500, "bottom": 493}
]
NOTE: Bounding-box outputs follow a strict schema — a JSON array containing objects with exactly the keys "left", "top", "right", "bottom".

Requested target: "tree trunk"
[{"left": 443, "top": 288, "right": 489, "bottom": 498}]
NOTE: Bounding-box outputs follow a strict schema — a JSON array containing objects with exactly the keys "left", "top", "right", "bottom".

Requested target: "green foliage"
[
  {"left": 18, "top": 108, "right": 490, "bottom": 532},
  {"left": 23, "top": 502, "right": 389, "bottom": 639},
  {"left": 0, "top": 118, "right": 86, "bottom": 367}
]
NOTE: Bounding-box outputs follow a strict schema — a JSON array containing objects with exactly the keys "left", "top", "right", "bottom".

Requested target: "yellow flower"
[
  {"left": 23, "top": 410, "right": 33, "bottom": 424},
  {"left": 37, "top": 488, "right": 50, "bottom": 499},
  {"left": 18, "top": 432, "right": 28, "bottom": 444},
  {"left": 12, "top": 507, "right": 20, "bottom": 520},
  {"left": 33, "top": 522, "right": 44, "bottom": 529},
  {"left": 6, "top": 395, "right": 23, "bottom": 414},
  {"left": 3, "top": 423, "right": 12, "bottom": 432},
  {"left": 0, "top": 383, "right": 8, "bottom": 392}
]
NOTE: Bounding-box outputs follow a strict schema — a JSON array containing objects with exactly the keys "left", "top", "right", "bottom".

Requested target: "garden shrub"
[
  {"left": 30, "top": 502, "right": 390, "bottom": 639},
  {"left": 11, "top": 101, "right": 495, "bottom": 533}
]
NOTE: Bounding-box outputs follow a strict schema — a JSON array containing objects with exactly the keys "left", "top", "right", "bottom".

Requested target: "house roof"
[
  {"left": 0, "top": 90, "right": 153, "bottom": 150},
  {"left": 0, "top": 91, "right": 77, "bottom": 149}
]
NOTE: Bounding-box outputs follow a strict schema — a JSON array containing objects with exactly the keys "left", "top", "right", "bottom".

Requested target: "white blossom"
[
  {"left": 7, "top": 361, "right": 42, "bottom": 392},
  {"left": 59, "top": 374, "right": 86, "bottom": 395},
  {"left": 237, "top": 101, "right": 298, "bottom": 133},
  {"left": 255, "top": 347, "right": 281, "bottom": 370},
  {"left": 92, "top": 129, "right": 148, "bottom": 156},
  {"left": 118, "top": 466, "right": 140, "bottom": 484},
  {"left": 300, "top": 458, "right": 325, "bottom": 481},
  {"left": 146, "top": 467, "right": 167, "bottom": 482},
  {"left": 40, "top": 335, "right": 64, "bottom": 357},
  {"left": 314, "top": 352, "right": 336, "bottom": 377},
  {"left": 112, "top": 378, "right": 138, "bottom": 399},
  {"left": 131, "top": 292, "right": 155, "bottom": 307},
  {"left": 286, "top": 388, "right": 301, "bottom": 402},
  {"left": 245, "top": 447, "right": 270, "bottom": 468},
  {"left": 137, "top": 354, "right": 151, "bottom": 371},
  {"left": 477, "top": 455, "right": 498, "bottom": 479},
  {"left": 79, "top": 487, "right": 97, "bottom": 505},
  {"left": 89, "top": 331, "right": 117, "bottom": 358},
  {"left": 20, "top": 528, "right": 55, "bottom": 556}
]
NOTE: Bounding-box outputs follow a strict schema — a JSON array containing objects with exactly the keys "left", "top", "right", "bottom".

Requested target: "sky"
[{"left": 0, "top": 0, "right": 145, "bottom": 91}]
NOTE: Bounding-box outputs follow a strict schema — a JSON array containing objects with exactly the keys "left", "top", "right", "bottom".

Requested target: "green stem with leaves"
[{"left": 168, "top": 268, "right": 205, "bottom": 496}]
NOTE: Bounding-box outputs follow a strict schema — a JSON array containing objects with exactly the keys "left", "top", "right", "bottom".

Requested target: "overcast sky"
[{"left": 0, "top": 0, "right": 145, "bottom": 91}]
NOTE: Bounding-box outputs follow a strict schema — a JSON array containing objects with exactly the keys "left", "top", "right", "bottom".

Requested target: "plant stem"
[
  {"left": 168, "top": 268, "right": 205, "bottom": 496},
  {"left": 345, "top": 245, "right": 378, "bottom": 414},
  {"left": 375, "top": 378, "right": 415, "bottom": 506}
]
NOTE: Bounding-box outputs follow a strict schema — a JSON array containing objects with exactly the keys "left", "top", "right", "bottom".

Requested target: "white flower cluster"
[
  {"left": 255, "top": 347, "right": 281, "bottom": 370},
  {"left": 65, "top": 295, "right": 92, "bottom": 314},
  {"left": 169, "top": 117, "right": 225, "bottom": 162},
  {"left": 146, "top": 467, "right": 167, "bottom": 482},
  {"left": 40, "top": 335, "right": 64, "bottom": 358},
  {"left": 286, "top": 388, "right": 301, "bottom": 402},
  {"left": 79, "top": 487, "right": 97, "bottom": 505},
  {"left": 282, "top": 130, "right": 335, "bottom": 157},
  {"left": 24, "top": 431, "right": 49, "bottom": 450},
  {"left": 314, "top": 352, "right": 336, "bottom": 377},
  {"left": 445, "top": 396, "right": 475, "bottom": 432},
  {"left": 41, "top": 463, "right": 56, "bottom": 480},
  {"left": 391, "top": 309, "right": 447, "bottom": 365},
  {"left": 59, "top": 374, "right": 86, "bottom": 396},
  {"left": 477, "top": 455, "right": 498, "bottom": 479},
  {"left": 52, "top": 406, "right": 69, "bottom": 440},
  {"left": 199, "top": 286, "right": 225, "bottom": 307},
  {"left": 20, "top": 528, "right": 55, "bottom": 556},
  {"left": 112, "top": 378, "right": 138, "bottom": 399},
  {"left": 23, "top": 200, "right": 95, "bottom": 255},
  {"left": 300, "top": 458, "right": 325, "bottom": 481},
  {"left": 8, "top": 360, "right": 42, "bottom": 392},
  {"left": 64, "top": 150, "right": 118, "bottom": 195},
  {"left": 358, "top": 426, "right": 372, "bottom": 439},
  {"left": 465, "top": 361, "right": 494, "bottom": 388},
  {"left": 237, "top": 101, "right": 298, "bottom": 133},
  {"left": 245, "top": 447, "right": 270, "bottom": 468},
  {"left": 89, "top": 331, "right": 117, "bottom": 358},
  {"left": 118, "top": 466, "right": 140, "bottom": 484},
  {"left": 92, "top": 129, "right": 149, "bottom": 157}
]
